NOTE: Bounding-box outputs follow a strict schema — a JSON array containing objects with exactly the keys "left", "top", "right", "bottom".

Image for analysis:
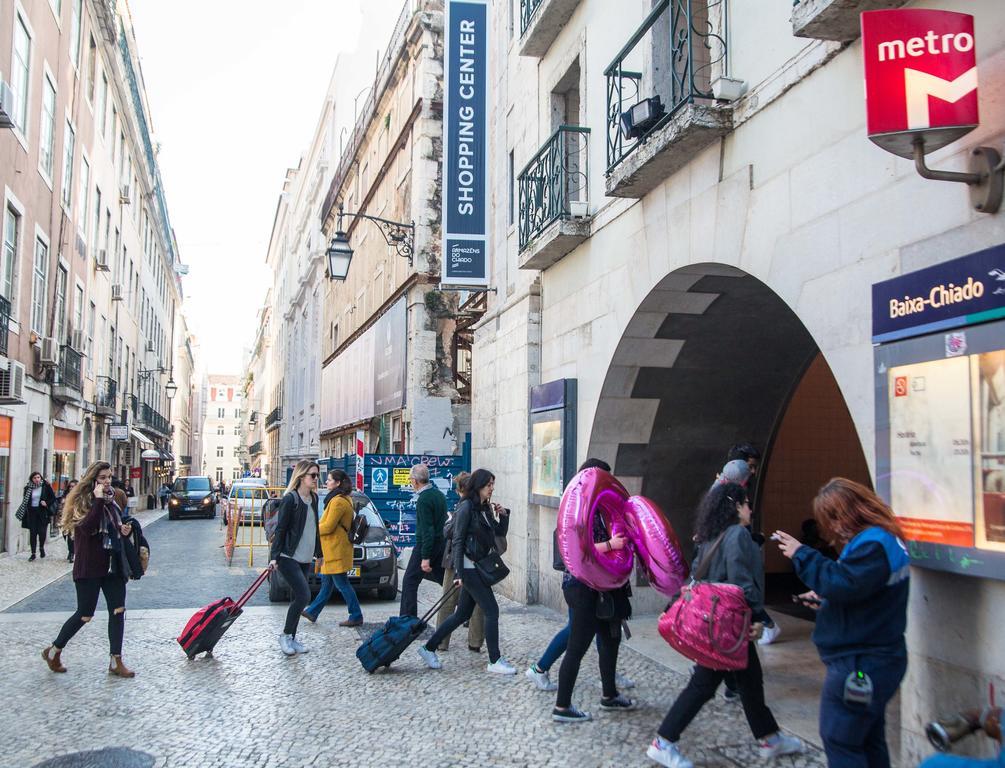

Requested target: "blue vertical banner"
[{"left": 442, "top": 0, "right": 489, "bottom": 288}]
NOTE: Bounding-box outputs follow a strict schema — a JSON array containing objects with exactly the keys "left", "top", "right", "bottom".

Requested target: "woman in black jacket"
[
  {"left": 268, "top": 459, "right": 321, "bottom": 656},
  {"left": 21, "top": 472, "right": 57, "bottom": 560},
  {"left": 646, "top": 484, "right": 802, "bottom": 768},
  {"left": 417, "top": 468, "right": 516, "bottom": 675}
]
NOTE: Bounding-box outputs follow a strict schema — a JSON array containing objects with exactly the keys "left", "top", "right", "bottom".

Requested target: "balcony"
[
  {"left": 52, "top": 346, "right": 83, "bottom": 403},
  {"left": 138, "top": 402, "right": 170, "bottom": 437},
  {"left": 605, "top": 0, "right": 732, "bottom": 199},
  {"left": 0, "top": 295, "right": 10, "bottom": 358},
  {"left": 518, "top": 0, "right": 583, "bottom": 57},
  {"left": 95, "top": 376, "right": 117, "bottom": 417},
  {"left": 518, "top": 126, "right": 592, "bottom": 270},
  {"left": 265, "top": 406, "right": 282, "bottom": 432},
  {"left": 179, "top": 455, "right": 192, "bottom": 466},
  {"left": 792, "top": 0, "right": 909, "bottom": 42},
  {"left": 249, "top": 441, "right": 263, "bottom": 456}
]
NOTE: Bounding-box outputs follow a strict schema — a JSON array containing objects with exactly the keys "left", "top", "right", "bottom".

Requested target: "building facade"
[
  {"left": 240, "top": 297, "right": 271, "bottom": 480},
  {"left": 200, "top": 374, "right": 241, "bottom": 485},
  {"left": 473, "top": 0, "right": 1005, "bottom": 761},
  {"left": 0, "top": 0, "right": 185, "bottom": 553},
  {"left": 171, "top": 312, "right": 195, "bottom": 476}
]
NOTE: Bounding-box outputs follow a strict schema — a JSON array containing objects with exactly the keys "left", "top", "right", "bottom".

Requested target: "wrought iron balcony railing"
[
  {"left": 249, "top": 441, "right": 263, "bottom": 456},
  {"left": 519, "top": 0, "right": 543, "bottom": 36},
  {"left": 179, "top": 455, "right": 192, "bottom": 466},
  {"left": 519, "top": 126, "right": 590, "bottom": 253},
  {"left": 265, "top": 407, "right": 282, "bottom": 430},
  {"left": 95, "top": 376, "right": 117, "bottom": 410},
  {"left": 57, "top": 346, "right": 83, "bottom": 392},
  {"left": 139, "top": 402, "right": 170, "bottom": 435},
  {"left": 605, "top": 0, "right": 726, "bottom": 172},
  {"left": 0, "top": 295, "right": 10, "bottom": 358}
]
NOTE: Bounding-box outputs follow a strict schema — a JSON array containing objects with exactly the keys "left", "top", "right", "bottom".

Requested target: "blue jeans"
[
  {"left": 820, "top": 653, "right": 907, "bottom": 768},
  {"left": 538, "top": 607, "right": 610, "bottom": 672},
  {"left": 305, "top": 573, "right": 362, "bottom": 622}
]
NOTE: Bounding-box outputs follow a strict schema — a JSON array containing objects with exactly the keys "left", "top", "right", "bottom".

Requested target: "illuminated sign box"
[
  {"left": 529, "top": 379, "right": 577, "bottom": 508},
  {"left": 861, "top": 9, "right": 978, "bottom": 159}
]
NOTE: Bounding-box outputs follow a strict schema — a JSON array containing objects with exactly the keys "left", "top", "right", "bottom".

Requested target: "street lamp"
[
  {"left": 326, "top": 203, "right": 414, "bottom": 281},
  {"left": 165, "top": 376, "right": 178, "bottom": 400}
]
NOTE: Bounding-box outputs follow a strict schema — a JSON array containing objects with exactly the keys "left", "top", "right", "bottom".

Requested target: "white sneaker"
[
  {"left": 417, "top": 646, "right": 442, "bottom": 670},
  {"left": 599, "top": 672, "right": 637, "bottom": 690},
  {"left": 526, "top": 665, "right": 558, "bottom": 691},
  {"left": 279, "top": 634, "right": 296, "bottom": 656},
  {"left": 757, "top": 623, "right": 781, "bottom": 646},
  {"left": 759, "top": 733, "right": 804, "bottom": 759},
  {"left": 646, "top": 738, "right": 693, "bottom": 768},
  {"left": 290, "top": 637, "right": 308, "bottom": 654},
  {"left": 487, "top": 657, "right": 517, "bottom": 675}
]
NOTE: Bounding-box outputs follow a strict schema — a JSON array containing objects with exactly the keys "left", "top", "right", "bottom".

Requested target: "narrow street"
[{"left": 0, "top": 518, "right": 827, "bottom": 768}]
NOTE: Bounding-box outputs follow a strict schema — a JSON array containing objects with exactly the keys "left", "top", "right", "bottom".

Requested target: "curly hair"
[
  {"left": 60, "top": 461, "right": 111, "bottom": 537},
  {"left": 694, "top": 483, "right": 748, "bottom": 543}
]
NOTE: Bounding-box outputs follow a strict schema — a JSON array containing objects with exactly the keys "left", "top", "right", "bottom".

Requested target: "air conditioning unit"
[
  {"left": 111, "top": 284, "right": 124, "bottom": 301},
  {"left": 146, "top": 340, "right": 155, "bottom": 352},
  {"left": 71, "top": 329, "right": 86, "bottom": 352},
  {"left": 40, "top": 337, "right": 59, "bottom": 367},
  {"left": 0, "top": 361, "right": 26, "bottom": 402},
  {"left": 0, "top": 81, "right": 15, "bottom": 130},
  {"left": 119, "top": 184, "right": 131, "bottom": 204},
  {"left": 95, "top": 249, "right": 110, "bottom": 271}
]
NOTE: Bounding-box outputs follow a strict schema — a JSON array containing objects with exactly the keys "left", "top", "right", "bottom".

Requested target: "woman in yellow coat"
[{"left": 301, "top": 469, "right": 363, "bottom": 627}]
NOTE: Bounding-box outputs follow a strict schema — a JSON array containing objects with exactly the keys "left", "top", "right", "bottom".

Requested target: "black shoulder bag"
[{"left": 469, "top": 507, "right": 510, "bottom": 586}]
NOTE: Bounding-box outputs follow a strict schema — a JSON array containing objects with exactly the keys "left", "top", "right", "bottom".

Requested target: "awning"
[
  {"left": 160, "top": 450, "right": 174, "bottom": 461},
  {"left": 131, "top": 429, "right": 155, "bottom": 446}
]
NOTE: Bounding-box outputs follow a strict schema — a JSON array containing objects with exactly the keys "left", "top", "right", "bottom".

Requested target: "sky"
[{"left": 127, "top": 0, "right": 404, "bottom": 376}]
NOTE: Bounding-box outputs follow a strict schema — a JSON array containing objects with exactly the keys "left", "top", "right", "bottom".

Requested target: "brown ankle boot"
[
  {"left": 42, "top": 646, "right": 66, "bottom": 673},
  {"left": 108, "top": 655, "right": 135, "bottom": 678}
]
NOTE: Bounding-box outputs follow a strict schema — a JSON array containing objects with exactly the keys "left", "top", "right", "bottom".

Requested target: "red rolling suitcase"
[{"left": 177, "top": 566, "right": 272, "bottom": 659}]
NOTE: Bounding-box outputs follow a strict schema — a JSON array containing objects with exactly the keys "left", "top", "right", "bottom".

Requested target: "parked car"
[
  {"left": 268, "top": 491, "right": 398, "bottom": 602},
  {"left": 167, "top": 476, "right": 216, "bottom": 520},
  {"left": 227, "top": 481, "right": 273, "bottom": 526}
]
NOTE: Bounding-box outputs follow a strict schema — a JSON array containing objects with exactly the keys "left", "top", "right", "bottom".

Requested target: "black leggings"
[
  {"left": 277, "top": 557, "right": 310, "bottom": 637},
  {"left": 556, "top": 582, "right": 622, "bottom": 708},
  {"left": 425, "top": 568, "right": 501, "bottom": 662},
  {"left": 53, "top": 574, "right": 127, "bottom": 655},
  {"left": 659, "top": 643, "right": 779, "bottom": 741}
]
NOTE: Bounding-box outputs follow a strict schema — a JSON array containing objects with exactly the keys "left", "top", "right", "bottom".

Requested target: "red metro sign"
[{"left": 862, "top": 9, "right": 979, "bottom": 159}]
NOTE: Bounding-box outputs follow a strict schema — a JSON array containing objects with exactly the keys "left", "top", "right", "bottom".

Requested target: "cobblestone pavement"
[
  {"left": 0, "top": 506, "right": 166, "bottom": 612},
  {"left": 0, "top": 518, "right": 828, "bottom": 768}
]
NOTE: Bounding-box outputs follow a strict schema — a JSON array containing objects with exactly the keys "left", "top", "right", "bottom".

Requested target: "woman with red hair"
[{"left": 773, "top": 478, "right": 910, "bottom": 768}]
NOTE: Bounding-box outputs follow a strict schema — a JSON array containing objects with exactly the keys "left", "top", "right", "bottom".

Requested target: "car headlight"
[
  {"left": 202, "top": 496, "right": 213, "bottom": 505},
  {"left": 365, "top": 546, "right": 392, "bottom": 560},
  {"left": 169, "top": 498, "right": 179, "bottom": 506}
]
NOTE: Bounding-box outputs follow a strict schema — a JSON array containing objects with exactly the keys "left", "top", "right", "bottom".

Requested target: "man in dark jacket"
[{"left": 399, "top": 463, "right": 448, "bottom": 617}]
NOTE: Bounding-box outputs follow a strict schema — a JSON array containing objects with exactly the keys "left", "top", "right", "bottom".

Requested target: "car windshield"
[
  {"left": 232, "top": 487, "right": 268, "bottom": 499},
  {"left": 173, "top": 477, "right": 210, "bottom": 493}
]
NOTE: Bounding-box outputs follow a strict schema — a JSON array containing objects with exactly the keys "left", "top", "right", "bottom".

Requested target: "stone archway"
[{"left": 588, "top": 263, "right": 871, "bottom": 602}]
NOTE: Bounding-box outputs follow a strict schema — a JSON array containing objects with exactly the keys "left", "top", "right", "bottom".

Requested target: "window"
[
  {"left": 217, "top": 407, "right": 225, "bottom": 418},
  {"left": 234, "top": 426, "right": 240, "bottom": 435},
  {"left": 232, "top": 469, "right": 241, "bottom": 481},
  {"left": 215, "top": 467, "right": 223, "bottom": 483},
  {"left": 86, "top": 35, "right": 96, "bottom": 102},
  {"left": 53, "top": 265, "right": 67, "bottom": 344},
  {"left": 11, "top": 14, "right": 31, "bottom": 135},
  {"left": 216, "top": 446, "right": 224, "bottom": 458},
  {"left": 97, "top": 72, "right": 108, "bottom": 137},
  {"left": 2, "top": 206, "right": 19, "bottom": 302},
  {"left": 216, "top": 426, "right": 224, "bottom": 436},
  {"left": 73, "top": 284, "right": 83, "bottom": 334},
  {"left": 87, "top": 301, "right": 95, "bottom": 374},
  {"left": 39, "top": 75, "right": 57, "bottom": 179},
  {"left": 508, "top": 150, "right": 515, "bottom": 226},
  {"left": 70, "top": 0, "right": 82, "bottom": 67},
  {"left": 91, "top": 187, "right": 101, "bottom": 255},
  {"left": 50, "top": 0, "right": 63, "bottom": 19},
  {"left": 61, "top": 121, "right": 75, "bottom": 208},
  {"left": 234, "top": 408, "right": 241, "bottom": 419},
  {"left": 31, "top": 236, "right": 49, "bottom": 334},
  {"left": 77, "top": 156, "right": 89, "bottom": 235}
]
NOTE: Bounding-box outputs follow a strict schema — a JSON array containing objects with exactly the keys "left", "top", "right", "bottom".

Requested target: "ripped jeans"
[{"left": 53, "top": 574, "right": 128, "bottom": 655}]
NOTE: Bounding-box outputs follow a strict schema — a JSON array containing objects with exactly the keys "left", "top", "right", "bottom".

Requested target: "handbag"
[
  {"left": 15, "top": 498, "right": 27, "bottom": 522},
  {"left": 658, "top": 530, "right": 752, "bottom": 671},
  {"left": 473, "top": 549, "right": 510, "bottom": 586}
]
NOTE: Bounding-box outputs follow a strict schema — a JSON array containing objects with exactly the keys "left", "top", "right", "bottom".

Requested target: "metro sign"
[{"left": 862, "top": 9, "right": 978, "bottom": 159}]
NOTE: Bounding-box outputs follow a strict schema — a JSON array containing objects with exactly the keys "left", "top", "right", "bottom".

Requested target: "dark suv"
[
  {"left": 268, "top": 492, "right": 398, "bottom": 602},
  {"left": 167, "top": 476, "right": 216, "bottom": 520}
]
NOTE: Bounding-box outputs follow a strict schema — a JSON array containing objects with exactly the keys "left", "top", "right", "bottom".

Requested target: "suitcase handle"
[
  {"left": 235, "top": 565, "right": 274, "bottom": 610},
  {"left": 418, "top": 582, "right": 461, "bottom": 625}
]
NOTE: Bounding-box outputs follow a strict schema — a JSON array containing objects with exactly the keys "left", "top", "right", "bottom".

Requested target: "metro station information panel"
[{"left": 873, "top": 244, "right": 1005, "bottom": 580}]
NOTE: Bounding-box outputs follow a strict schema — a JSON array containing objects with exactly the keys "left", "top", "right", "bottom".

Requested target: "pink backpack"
[{"left": 658, "top": 531, "right": 752, "bottom": 671}]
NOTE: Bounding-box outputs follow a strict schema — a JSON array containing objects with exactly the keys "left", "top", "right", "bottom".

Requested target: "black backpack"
[{"left": 348, "top": 512, "right": 369, "bottom": 545}]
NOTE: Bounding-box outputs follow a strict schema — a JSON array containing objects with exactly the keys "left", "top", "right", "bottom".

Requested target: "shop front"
[
  {"left": 0, "top": 415, "right": 11, "bottom": 553},
  {"left": 51, "top": 428, "right": 79, "bottom": 496}
]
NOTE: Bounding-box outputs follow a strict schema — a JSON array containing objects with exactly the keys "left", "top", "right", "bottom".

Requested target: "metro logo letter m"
[{"left": 904, "top": 67, "right": 978, "bottom": 130}]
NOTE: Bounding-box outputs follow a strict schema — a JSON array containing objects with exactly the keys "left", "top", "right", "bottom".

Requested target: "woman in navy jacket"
[{"left": 773, "top": 478, "right": 910, "bottom": 768}]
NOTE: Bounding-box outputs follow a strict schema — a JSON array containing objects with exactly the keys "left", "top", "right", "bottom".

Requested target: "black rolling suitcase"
[
  {"left": 356, "top": 584, "right": 459, "bottom": 672},
  {"left": 177, "top": 566, "right": 272, "bottom": 659}
]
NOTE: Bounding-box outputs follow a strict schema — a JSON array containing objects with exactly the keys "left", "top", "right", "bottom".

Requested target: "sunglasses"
[{"left": 307, "top": 472, "right": 319, "bottom": 479}]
